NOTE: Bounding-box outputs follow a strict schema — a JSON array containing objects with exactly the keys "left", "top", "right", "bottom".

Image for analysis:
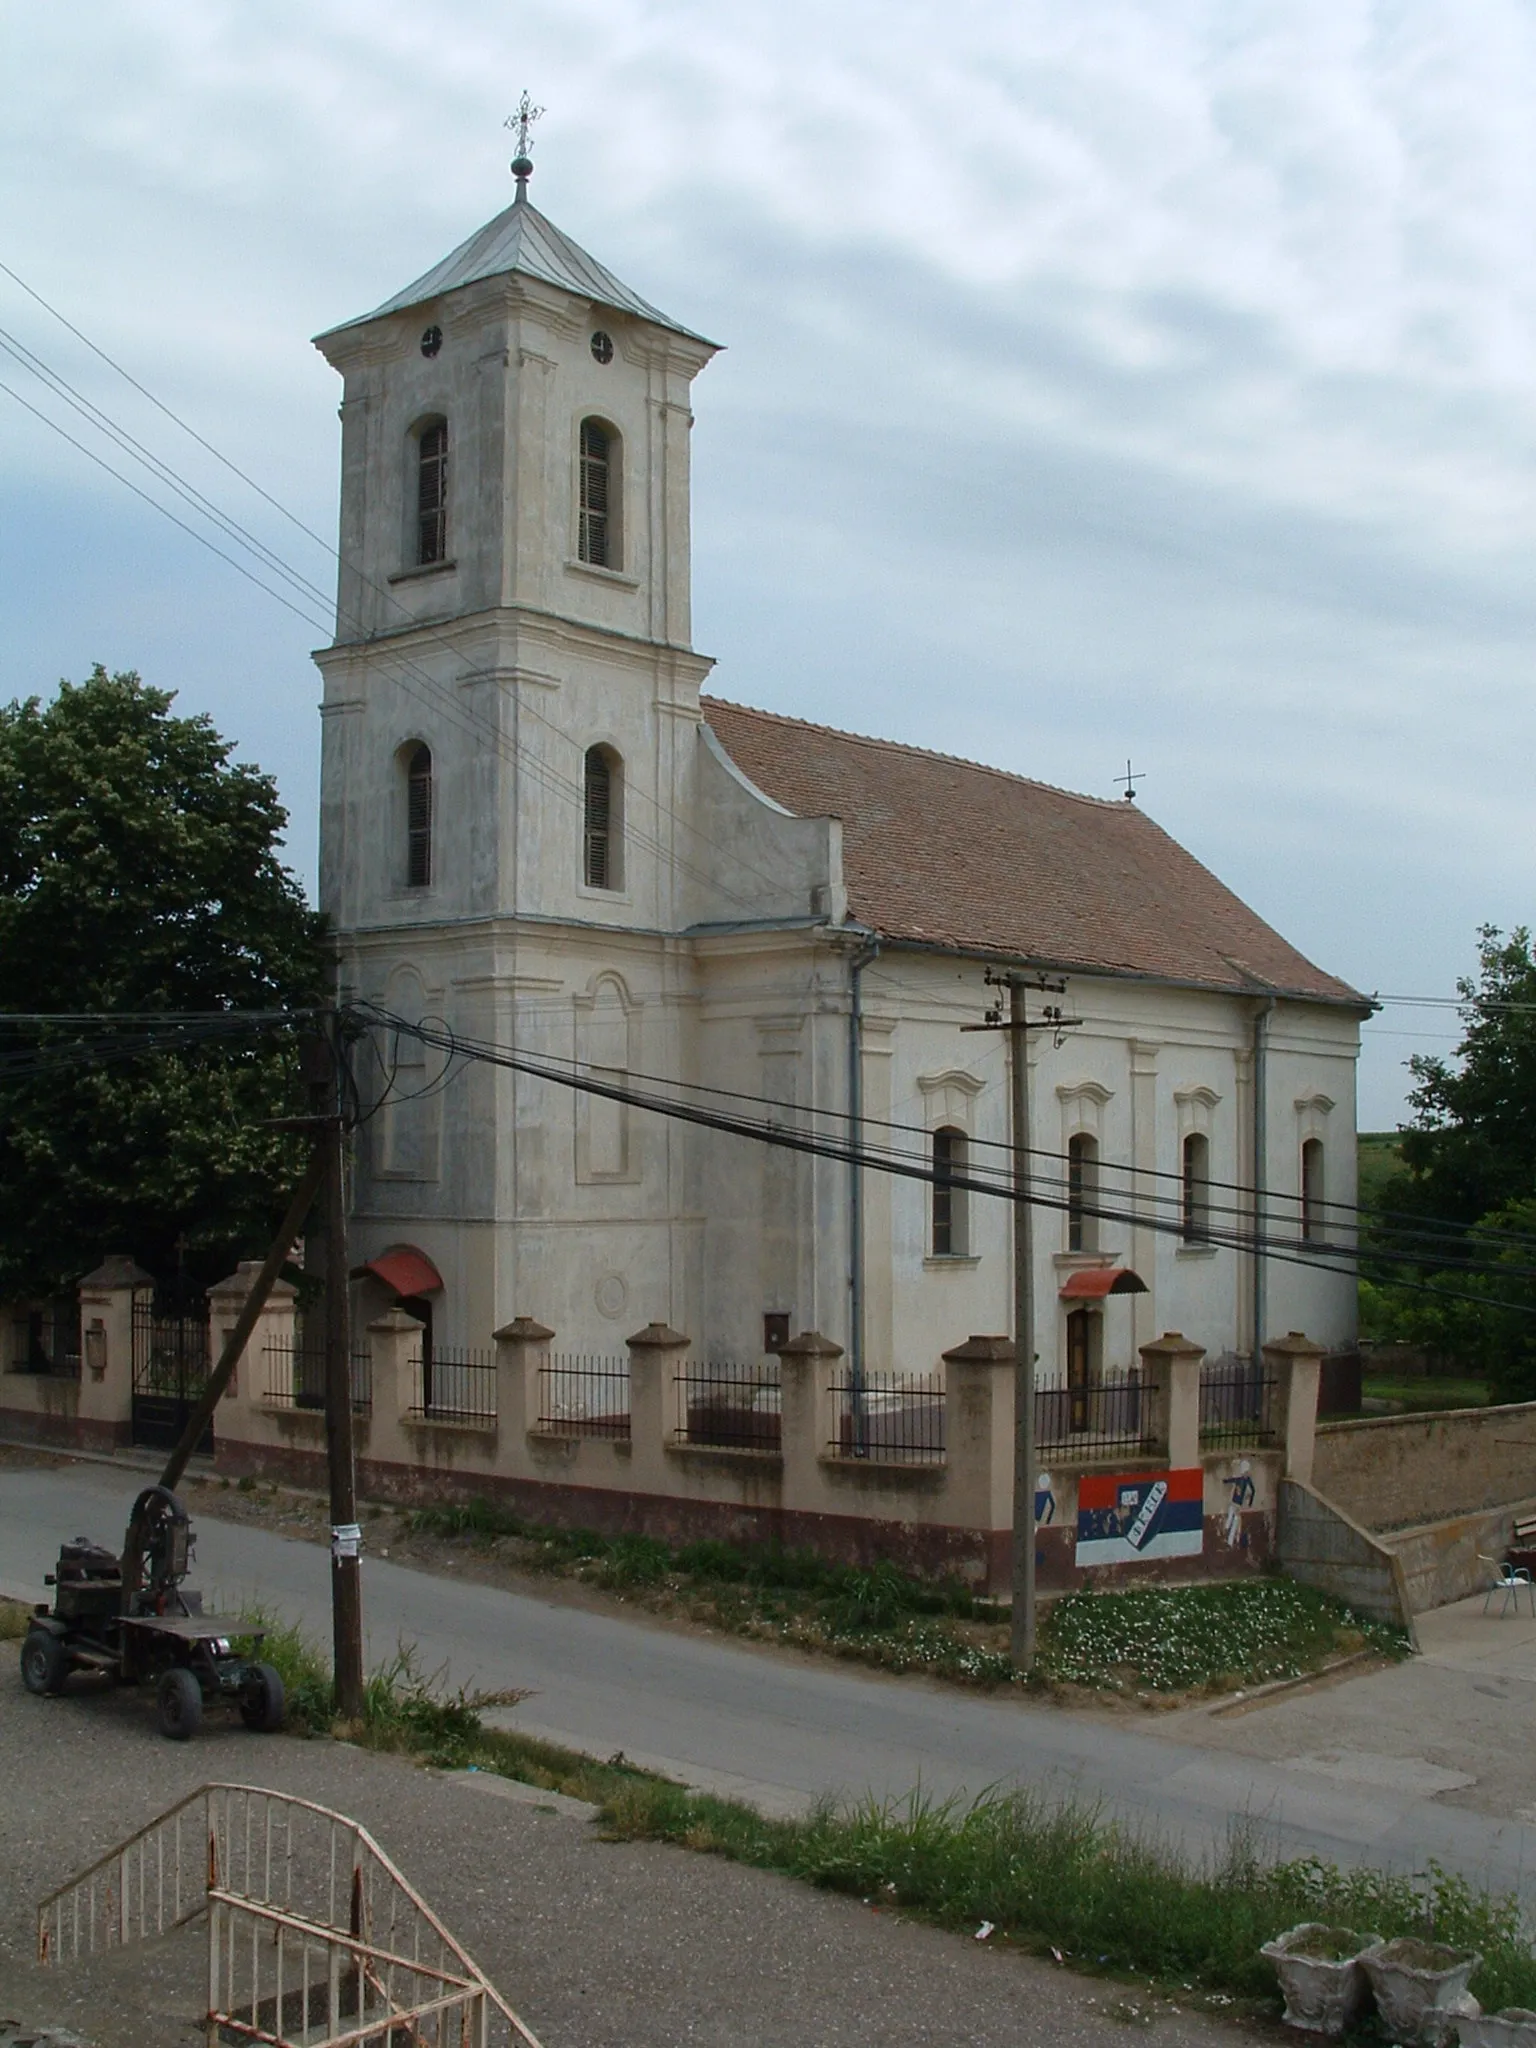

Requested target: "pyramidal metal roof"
[{"left": 321, "top": 187, "right": 715, "bottom": 346}]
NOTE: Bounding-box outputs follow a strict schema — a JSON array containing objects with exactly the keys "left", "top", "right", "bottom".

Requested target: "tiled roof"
[
  {"left": 319, "top": 190, "right": 715, "bottom": 345},
  {"left": 701, "top": 697, "right": 1363, "bottom": 1004}
]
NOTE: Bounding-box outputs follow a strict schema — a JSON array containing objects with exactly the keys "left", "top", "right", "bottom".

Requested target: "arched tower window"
[
  {"left": 1301, "top": 1137, "right": 1325, "bottom": 1242},
  {"left": 583, "top": 745, "right": 622, "bottom": 890},
  {"left": 932, "top": 1127, "right": 968, "bottom": 1257},
  {"left": 416, "top": 420, "right": 448, "bottom": 566},
  {"left": 578, "top": 418, "right": 617, "bottom": 568},
  {"left": 406, "top": 745, "right": 432, "bottom": 888},
  {"left": 1067, "top": 1134, "right": 1098, "bottom": 1253},
  {"left": 1181, "top": 1132, "right": 1210, "bottom": 1243}
]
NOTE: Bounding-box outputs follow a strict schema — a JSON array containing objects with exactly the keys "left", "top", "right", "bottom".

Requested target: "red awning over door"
[
  {"left": 1059, "top": 1267, "right": 1148, "bottom": 1300},
  {"left": 357, "top": 1246, "right": 444, "bottom": 1299}
]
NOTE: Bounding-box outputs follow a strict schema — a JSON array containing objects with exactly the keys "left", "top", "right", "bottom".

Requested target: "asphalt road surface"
[{"left": 3, "top": 1459, "right": 1534, "bottom": 1901}]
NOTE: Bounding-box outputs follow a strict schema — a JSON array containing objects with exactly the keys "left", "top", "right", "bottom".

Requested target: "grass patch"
[
  {"left": 0, "top": 1597, "right": 32, "bottom": 1642},
  {"left": 400, "top": 1502, "right": 1408, "bottom": 1697},
  {"left": 597, "top": 1779, "right": 1536, "bottom": 2016},
  {"left": 1364, "top": 1375, "right": 1491, "bottom": 1413}
]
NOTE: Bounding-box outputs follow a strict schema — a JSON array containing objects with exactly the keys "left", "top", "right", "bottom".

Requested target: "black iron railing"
[
  {"left": 830, "top": 1371, "right": 946, "bottom": 1464},
  {"left": 411, "top": 1347, "right": 497, "bottom": 1426},
  {"left": 1035, "top": 1371, "right": 1156, "bottom": 1460},
  {"left": 536, "top": 1356, "right": 631, "bottom": 1438},
  {"left": 674, "top": 1366, "right": 781, "bottom": 1451},
  {"left": 261, "top": 1339, "right": 373, "bottom": 1413},
  {"left": 1199, "top": 1360, "right": 1277, "bottom": 1448}
]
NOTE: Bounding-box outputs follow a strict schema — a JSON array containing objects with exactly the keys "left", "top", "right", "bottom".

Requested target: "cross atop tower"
[
  {"left": 1115, "top": 758, "right": 1145, "bottom": 802},
  {"left": 505, "top": 91, "right": 545, "bottom": 191}
]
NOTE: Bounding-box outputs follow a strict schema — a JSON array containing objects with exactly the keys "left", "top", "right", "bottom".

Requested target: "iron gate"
[{"left": 130, "top": 1301, "right": 211, "bottom": 1452}]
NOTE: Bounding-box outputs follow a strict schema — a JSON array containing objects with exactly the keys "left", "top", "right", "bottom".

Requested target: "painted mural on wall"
[{"left": 1075, "top": 1469, "right": 1204, "bottom": 1566}]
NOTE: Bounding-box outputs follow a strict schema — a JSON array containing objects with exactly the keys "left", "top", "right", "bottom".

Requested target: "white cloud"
[{"left": 1, "top": 0, "right": 1534, "bottom": 1124}]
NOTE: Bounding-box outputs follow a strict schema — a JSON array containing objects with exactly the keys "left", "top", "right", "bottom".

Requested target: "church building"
[{"left": 313, "top": 152, "right": 1367, "bottom": 1403}]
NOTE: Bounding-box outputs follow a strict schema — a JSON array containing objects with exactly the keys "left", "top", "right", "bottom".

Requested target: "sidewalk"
[
  {"left": 1155, "top": 1588, "right": 1536, "bottom": 1821},
  {"left": 0, "top": 1683, "right": 1251, "bottom": 2048}
]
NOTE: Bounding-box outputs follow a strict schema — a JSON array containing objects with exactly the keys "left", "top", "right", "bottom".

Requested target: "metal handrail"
[{"left": 37, "top": 1781, "right": 543, "bottom": 2047}]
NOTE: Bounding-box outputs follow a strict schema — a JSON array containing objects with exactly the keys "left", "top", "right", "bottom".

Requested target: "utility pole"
[
  {"left": 965, "top": 971, "right": 1078, "bottom": 1673},
  {"left": 305, "top": 1019, "right": 365, "bottom": 1721}
]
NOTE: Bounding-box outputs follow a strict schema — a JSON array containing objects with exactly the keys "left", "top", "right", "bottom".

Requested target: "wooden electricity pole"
[
  {"left": 966, "top": 971, "right": 1078, "bottom": 1674},
  {"left": 302, "top": 1020, "right": 365, "bottom": 1722}
]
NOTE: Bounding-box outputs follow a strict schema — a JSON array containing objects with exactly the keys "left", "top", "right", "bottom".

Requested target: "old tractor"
[{"left": 19, "top": 1485, "right": 285, "bottom": 1740}]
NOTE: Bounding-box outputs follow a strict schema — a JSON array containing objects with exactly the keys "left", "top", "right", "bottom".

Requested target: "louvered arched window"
[
  {"left": 417, "top": 420, "right": 448, "bottom": 566},
  {"left": 578, "top": 418, "right": 616, "bottom": 567},
  {"left": 1181, "top": 1132, "right": 1210, "bottom": 1243},
  {"left": 1301, "top": 1138, "right": 1325, "bottom": 1242},
  {"left": 1067, "top": 1134, "right": 1098, "bottom": 1253},
  {"left": 583, "top": 745, "right": 622, "bottom": 890},
  {"left": 406, "top": 745, "right": 432, "bottom": 888},
  {"left": 932, "top": 1127, "right": 968, "bottom": 1257}
]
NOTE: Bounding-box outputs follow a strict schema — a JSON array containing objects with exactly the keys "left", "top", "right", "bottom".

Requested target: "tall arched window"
[
  {"left": 932, "top": 1127, "right": 968, "bottom": 1256},
  {"left": 1181, "top": 1133, "right": 1210, "bottom": 1243},
  {"left": 578, "top": 417, "right": 616, "bottom": 567},
  {"left": 1301, "top": 1138, "right": 1325, "bottom": 1242},
  {"left": 583, "top": 745, "right": 622, "bottom": 890},
  {"left": 406, "top": 745, "right": 432, "bottom": 888},
  {"left": 417, "top": 420, "right": 448, "bottom": 566},
  {"left": 1067, "top": 1134, "right": 1098, "bottom": 1253}
]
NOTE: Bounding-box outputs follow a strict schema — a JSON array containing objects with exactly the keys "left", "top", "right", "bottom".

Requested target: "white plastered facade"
[{"left": 314, "top": 191, "right": 1363, "bottom": 1382}]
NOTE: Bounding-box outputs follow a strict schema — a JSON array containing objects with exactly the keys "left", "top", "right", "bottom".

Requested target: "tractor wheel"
[
  {"left": 156, "top": 1666, "right": 203, "bottom": 1741},
  {"left": 20, "top": 1628, "right": 66, "bottom": 1696},
  {"left": 239, "top": 1661, "right": 285, "bottom": 1733}
]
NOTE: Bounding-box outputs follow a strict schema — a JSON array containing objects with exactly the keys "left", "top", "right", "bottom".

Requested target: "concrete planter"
[
  {"left": 1261, "top": 1924, "right": 1384, "bottom": 2034},
  {"left": 1362, "top": 1938, "right": 1482, "bottom": 2047},
  {"left": 1458, "top": 2012, "right": 1536, "bottom": 2048}
]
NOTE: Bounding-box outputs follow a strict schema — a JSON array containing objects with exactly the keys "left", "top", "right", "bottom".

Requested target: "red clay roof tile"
[{"left": 701, "top": 696, "right": 1362, "bottom": 1005}]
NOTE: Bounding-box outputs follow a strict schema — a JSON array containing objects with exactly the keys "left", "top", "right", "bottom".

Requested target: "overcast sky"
[{"left": 2, "top": 2, "right": 1533, "bottom": 1127}]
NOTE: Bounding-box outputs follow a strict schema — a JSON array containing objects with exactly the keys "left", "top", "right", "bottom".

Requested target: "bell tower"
[{"left": 312, "top": 139, "right": 719, "bottom": 942}]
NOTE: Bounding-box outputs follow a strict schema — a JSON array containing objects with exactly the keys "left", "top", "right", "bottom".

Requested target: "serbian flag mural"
[{"left": 1075, "top": 1469, "right": 1204, "bottom": 1566}]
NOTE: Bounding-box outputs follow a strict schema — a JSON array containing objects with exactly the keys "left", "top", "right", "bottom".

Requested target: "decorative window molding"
[
  {"left": 917, "top": 1067, "right": 985, "bottom": 1132},
  {"left": 1294, "top": 1091, "right": 1335, "bottom": 1142},
  {"left": 1057, "top": 1080, "right": 1112, "bottom": 1147},
  {"left": 1173, "top": 1084, "right": 1220, "bottom": 1142}
]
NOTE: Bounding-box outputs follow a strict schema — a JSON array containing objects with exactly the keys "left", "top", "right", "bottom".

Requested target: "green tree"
[
  {"left": 0, "top": 666, "right": 327, "bottom": 1296},
  {"left": 1368, "top": 927, "right": 1536, "bottom": 1396}
]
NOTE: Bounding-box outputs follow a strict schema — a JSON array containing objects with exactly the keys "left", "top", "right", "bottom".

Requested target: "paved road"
[{"left": 5, "top": 1460, "right": 1535, "bottom": 1900}]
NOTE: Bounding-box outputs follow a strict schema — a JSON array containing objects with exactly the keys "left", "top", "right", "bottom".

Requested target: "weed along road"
[{"left": 4, "top": 1458, "right": 1534, "bottom": 1899}]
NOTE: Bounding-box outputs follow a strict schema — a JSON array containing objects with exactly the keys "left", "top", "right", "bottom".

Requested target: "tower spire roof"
[{"left": 319, "top": 186, "right": 714, "bottom": 347}]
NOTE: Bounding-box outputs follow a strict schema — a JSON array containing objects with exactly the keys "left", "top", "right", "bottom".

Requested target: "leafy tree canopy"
[
  {"left": 0, "top": 667, "right": 327, "bottom": 1297},
  {"left": 1368, "top": 926, "right": 1536, "bottom": 1396}
]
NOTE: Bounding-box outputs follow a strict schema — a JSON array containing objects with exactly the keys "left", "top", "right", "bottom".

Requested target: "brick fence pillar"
[
  {"left": 627, "top": 1322, "right": 688, "bottom": 1490},
  {"left": 1138, "top": 1332, "right": 1206, "bottom": 1468},
  {"left": 779, "top": 1330, "right": 843, "bottom": 1509},
  {"left": 941, "top": 1335, "right": 1014, "bottom": 1536},
  {"left": 1264, "top": 1330, "right": 1325, "bottom": 1486},
  {"left": 76, "top": 1255, "right": 155, "bottom": 1447},
  {"left": 494, "top": 1317, "right": 554, "bottom": 1440}
]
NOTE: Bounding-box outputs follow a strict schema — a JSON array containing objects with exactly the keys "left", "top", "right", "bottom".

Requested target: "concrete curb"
[{"left": 1204, "top": 1646, "right": 1385, "bottom": 1718}]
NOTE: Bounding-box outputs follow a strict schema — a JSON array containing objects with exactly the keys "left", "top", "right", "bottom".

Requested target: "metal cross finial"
[
  {"left": 505, "top": 91, "right": 545, "bottom": 188},
  {"left": 1115, "top": 758, "right": 1145, "bottom": 802}
]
